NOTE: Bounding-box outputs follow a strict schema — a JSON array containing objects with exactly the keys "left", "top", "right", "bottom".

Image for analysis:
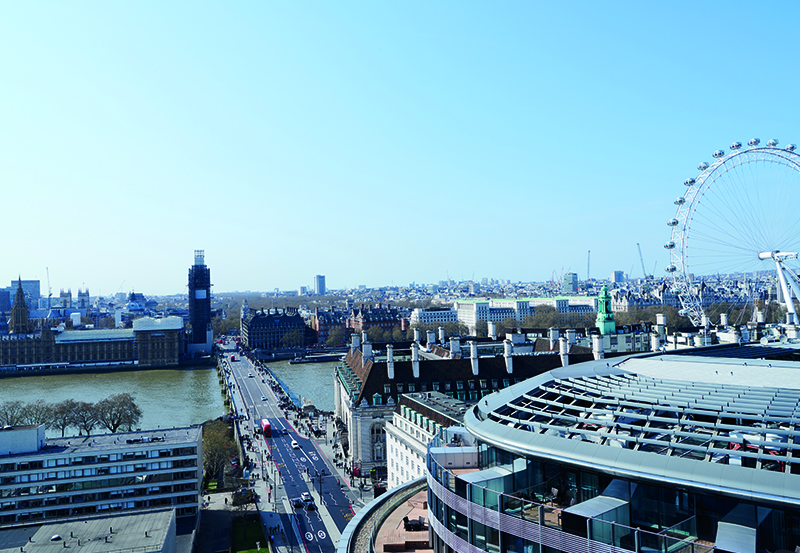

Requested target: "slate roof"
[{"left": 338, "top": 347, "right": 594, "bottom": 407}]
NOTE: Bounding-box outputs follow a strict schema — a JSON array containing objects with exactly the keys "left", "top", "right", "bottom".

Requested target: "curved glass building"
[{"left": 426, "top": 350, "right": 800, "bottom": 553}]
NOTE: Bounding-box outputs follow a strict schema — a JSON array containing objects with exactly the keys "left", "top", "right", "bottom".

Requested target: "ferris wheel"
[{"left": 665, "top": 138, "right": 800, "bottom": 327}]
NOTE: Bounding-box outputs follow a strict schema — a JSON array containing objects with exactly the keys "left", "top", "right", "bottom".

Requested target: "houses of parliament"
[{"left": 0, "top": 279, "right": 185, "bottom": 369}]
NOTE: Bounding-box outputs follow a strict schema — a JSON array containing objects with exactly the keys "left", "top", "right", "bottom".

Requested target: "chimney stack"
[
  {"left": 411, "top": 342, "right": 420, "bottom": 379},
  {"left": 488, "top": 321, "right": 497, "bottom": 340},
  {"left": 592, "top": 334, "right": 605, "bottom": 360},
  {"left": 503, "top": 339, "right": 513, "bottom": 374},
  {"left": 387, "top": 344, "right": 395, "bottom": 380},
  {"left": 469, "top": 340, "right": 479, "bottom": 375},
  {"left": 450, "top": 336, "right": 460, "bottom": 358},
  {"left": 559, "top": 336, "right": 569, "bottom": 367},
  {"left": 549, "top": 327, "right": 560, "bottom": 350}
]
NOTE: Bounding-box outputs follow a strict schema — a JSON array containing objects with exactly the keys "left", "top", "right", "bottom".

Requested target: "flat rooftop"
[
  {"left": 2, "top": 426, "right": 202, "bottom": 459},
  {"left": 0, "top": 508, "right": 174, "bottom": 552}
]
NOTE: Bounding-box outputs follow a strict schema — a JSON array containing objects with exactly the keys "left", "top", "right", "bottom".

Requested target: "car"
[
  {"left": 261, "top": 396, "right": 267, "bottom": 401},
  {"left": 291, "top": 440, "right": 299, "bottom": 449},
  {"left": 291, "top": 497, "right": 303, "bottom": 508},
  {"left": 305, "top": 502, "right": 316, "bottom": 511},
  {"left": 301, "top": 492, "right": 311, "bottom": 502}
]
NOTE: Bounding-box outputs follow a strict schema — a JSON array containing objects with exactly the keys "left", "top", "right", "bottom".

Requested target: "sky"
[{"left": 2, "top": 2, "right": 800, "bottom": 296}]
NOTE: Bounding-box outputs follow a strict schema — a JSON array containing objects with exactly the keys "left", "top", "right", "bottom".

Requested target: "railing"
[
  {"left": 336, "top": 476, "right": 426, "bottom": 553},
  {"left": 427, "top": 434, "right": 711, "bottom": 553},
  {"left": 369, "top": 479, "right": 427, "bottom": 553}
]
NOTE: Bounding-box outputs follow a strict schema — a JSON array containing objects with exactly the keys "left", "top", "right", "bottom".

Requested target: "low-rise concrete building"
[{"left": 0, "top": 425, "right": 202, "bottom": 526}]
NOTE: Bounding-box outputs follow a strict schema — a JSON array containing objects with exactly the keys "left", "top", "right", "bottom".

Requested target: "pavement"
[{"left": 202, "top": 346, "right": 378, "bottom": 553}]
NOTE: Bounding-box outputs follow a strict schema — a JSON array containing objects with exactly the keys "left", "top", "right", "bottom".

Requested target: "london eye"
[{"left": 665, "top": 138, "right": 800, "bottom": 327}]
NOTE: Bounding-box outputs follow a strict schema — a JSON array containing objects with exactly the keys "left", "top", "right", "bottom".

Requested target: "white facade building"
[
  {"left": 0, "top": 425, "right": 202, "bottom": 526},
  {"left": 409, "top": 308, "right": 458, "bottom": 327},
  {"left": 386, "top": 392, "right": 467, "bottom": 490}
]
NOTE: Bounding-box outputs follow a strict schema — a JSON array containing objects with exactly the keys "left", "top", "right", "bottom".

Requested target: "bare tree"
[
  {"left": 96, "top": 393, "right": 142, "bottom": 433},
  {"left": 72, "top": 401, "right": 98, "bottom": 436},
  {"left": 0, "top": 400, "right": 25, "bottom": 426},
  {"left": 20, "top": 401, "right": 54, "bottom": 426},
  {"left": 203, "top": 420, "right": 234, "bottom": 481},
  {"left": 51, "top": 399, "right": 78, "bottom": 437}
]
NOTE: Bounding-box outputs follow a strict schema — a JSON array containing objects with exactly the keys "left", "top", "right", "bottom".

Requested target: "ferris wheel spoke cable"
[{"left": 668, "top": 140, "right": 800, "bottom": 326}]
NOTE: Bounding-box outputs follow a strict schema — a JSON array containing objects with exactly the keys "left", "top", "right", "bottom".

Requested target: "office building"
[
  {"left": 425, "top": 347, "right": 800, "bottom": 553},
  {"left": 0, "top": 424, "right": 202, "bottom": 526},
  {"left": 241, "top": 308, "right": 307, "bottom": 351},
  {"left": 315, "top": 275, "right": 326, "bottom": 296},
  {"left": 386, "top": 392, "right": 467, "bottom": 489},
  {"left": 409, "top": 308, "right": 458, "bottom": 327},
  {"left": 187, "top": 250, "right": 212, "bottom": 353},
  {"left": 562, "top": 272, "right": 578, "bottom": 294}
]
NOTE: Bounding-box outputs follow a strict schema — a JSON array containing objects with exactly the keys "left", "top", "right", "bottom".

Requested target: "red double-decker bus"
[{"left": 260, "top": 419, "right": 272, "bottom": 437}]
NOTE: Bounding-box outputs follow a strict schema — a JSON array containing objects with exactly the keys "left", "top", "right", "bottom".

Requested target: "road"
[{"left": 219, "top": 341, "right": 354, "bottom": 553}]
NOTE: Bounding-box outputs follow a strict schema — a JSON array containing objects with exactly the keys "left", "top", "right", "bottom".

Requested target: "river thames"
[
  {"left": 0, "top": 360, "right": 338, "bottom": 437},
  {"left": 267, "top": 360, "right": 338, "bottom": 412},
  {"left": 0, "top": 365, "right": 226, "bottom": 437}
]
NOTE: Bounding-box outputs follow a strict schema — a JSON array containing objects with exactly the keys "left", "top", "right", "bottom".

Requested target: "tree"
[
  {"left": 52, "top": 399, "right": 78, "bottom": 437},
  {"left": 500, "top": 317, "right": 519, "bottom": 335},
  {"left": 392, "top": 327, "right": 406, "bottom": 342},
  {"left": 326, "top": 326, "right": 345, "bottom": 347},
  {"left": 20, "top": 401, "right": 54, "bottom": 426},
  {"left": 280, "top": 329, "right": 304, "bottom": 348},
  {"left": 72, "top": 402, "right": 98, "bottom": 436},
  {"left": 474, "top": 320, "right": 488, "bottom": 338},
  {"left": 0, "top": 401, "right": 25, "bottom": 426},
  {"left": 530, "top": 306, "right": 558, "bottom": 328},
  {"left": 443, "top": 322, "right": 468, "bottom": 338},
  {"left": 96, "top": 393, "right": 142, "bottom": 433},
  {"left": 203, "top": 420, "right": 234, "bottom": 481},
  {"left": 99, "top": 316, "right": 116, "bottom": 329},
  {"left": 366, "top": 326, "right": 385, "bottom": 343}
]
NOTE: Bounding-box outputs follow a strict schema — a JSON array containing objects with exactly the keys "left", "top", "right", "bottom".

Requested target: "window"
[
  {"left": 408, "top": 383, "right": 415, "bottom": 392},
  {"left": 396, "top": 384, "right": 404, "bottom": 393},
  {"left": 456, "top": 381, "right": 464, "bottom": 390},
  {"left": 432, "top": 382, "right": 440, "bottom": 391},
  {"left": 480, "top": 380, "right": 488, "bottom": 389},
  {"left": 384, "top": 384, "right": 391, "bottom": 394}
]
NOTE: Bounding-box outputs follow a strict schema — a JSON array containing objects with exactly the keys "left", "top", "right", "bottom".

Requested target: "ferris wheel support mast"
[{"left": 760, "top": 251, "right": 800, "bottom": 324}]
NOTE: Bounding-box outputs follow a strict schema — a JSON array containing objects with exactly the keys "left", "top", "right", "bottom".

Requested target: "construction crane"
[
  {"left": 637, "top": 243, "right": 651, "bottom": 279},
  {"left": 46, "top": 267, "right": 52, "bottom": 309},
  {"left": 586, "top": 250, "right": 591, "bottom": 282}
]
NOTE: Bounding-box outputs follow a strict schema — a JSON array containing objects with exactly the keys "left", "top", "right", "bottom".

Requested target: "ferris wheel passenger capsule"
[
  {"left": 713, "top": 149, "right": 725, "bottom": 158},
  {"left": 748, "top": 138, "right": 761, "bottom": 146},
  {"left": 730, "top": 141, "right": 742, "bottom": 150},
  {"left": 684, "top": 177, "right": 695, "bottom": 186},
  {"left": 674, "top": 196, "right": 685, "bottom": 205},
  {"left": 678, "top": 309, "right": 689, "bottom": 317},
  {"left": 667, "top": 219, "right": 678, "bottom": 227},
  {"left": 666, "top": 265, "right": 677, "bottom": 272},
  {"left": 698, "top": 162, "right": 709, "bottom": 170},
  {"left": 786, "top": 144, "right": 797, "bottom": 152},
  {"left": 664, "top": 241, "right": 675, "bottom": 249},
  {"left": 767, "top": 139, "right": 779, "bottom": 147}
]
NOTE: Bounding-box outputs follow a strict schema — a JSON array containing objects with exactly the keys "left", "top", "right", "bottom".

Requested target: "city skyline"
[{"left": 3, "top": 3, "right": 800, "bottom": 295}]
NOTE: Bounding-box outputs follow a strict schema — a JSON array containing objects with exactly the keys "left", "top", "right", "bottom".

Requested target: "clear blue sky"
[{"left": 2, "top": 2, "right": 799, "bottom": 296}]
